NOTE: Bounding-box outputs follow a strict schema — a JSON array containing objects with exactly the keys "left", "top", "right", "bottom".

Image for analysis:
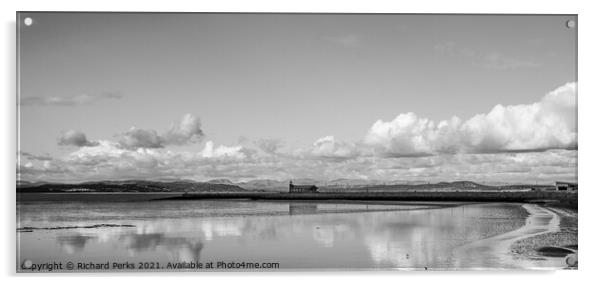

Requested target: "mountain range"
[{"left": 16, "top": 178, "right": 551, "bottom": 193}]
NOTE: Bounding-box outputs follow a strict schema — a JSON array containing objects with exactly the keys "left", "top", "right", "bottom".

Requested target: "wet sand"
[
  {"left": 510, "top": 206, "right": 578, "bottom": 267},
  {"left": 453, "top": 203, "right": 576, "bottom": 269}
]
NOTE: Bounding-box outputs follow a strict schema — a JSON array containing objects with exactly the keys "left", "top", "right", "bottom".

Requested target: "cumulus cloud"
[
  {"left": 201, "top": 141, "right": 246, "bottom": 159},
  {"left": 462, "top": 83, "right": 576, "bottom": 152},
  {"left": 117, "top": 128, "right": 164, "bottom": 149},
  {"left": 57, "top": 130, "right": 99, "bottom": 147},
  {"left": 20, "top": 84, "right": 577, "bottom": 184},
  {"left": 311, "top": 136, "right": 360, "bottom": 159},
  {"left": 163, "top": 114, "right": 205, "bottom": 145},
  {"left": 365, "top": 113, "right": 440, "bottom": 157},
  {"left": 18, "top": 140, "right": 253, "bottom": 182},
  {"left": 21, "top": 92, "right": 123, "bottom": 106},
  {"left": 365, "top": 82, "right": 577, "bottom": 156},
  {"left": 114, "top": 114, "right": 205, "bottom": 149}
]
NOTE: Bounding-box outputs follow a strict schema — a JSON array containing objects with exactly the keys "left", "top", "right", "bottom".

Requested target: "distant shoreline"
[
  {"left": 17, "top": 191, "right": 577, "bottom": 209},
  {"left": 158, "top": 191, "right": 578, "bottom": 209}
]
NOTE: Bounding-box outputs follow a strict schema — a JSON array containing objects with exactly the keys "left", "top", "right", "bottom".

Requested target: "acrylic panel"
[{"left": 16, "top": 12, "right": 578, "bottom": 272}]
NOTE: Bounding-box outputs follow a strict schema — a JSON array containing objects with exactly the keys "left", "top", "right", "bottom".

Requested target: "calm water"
[{"left": 17, "top": 193, "right": 558, "bottom": 271}]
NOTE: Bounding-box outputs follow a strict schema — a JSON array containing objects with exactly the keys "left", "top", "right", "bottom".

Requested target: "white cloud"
[
  {"left": 201, "top": 141, "right": 246, "bottom": 159},
  {"left": 365, "top": 82, "right": 577, "bottom": 156},
  {"left": 20, "top": 84, "right": 577, "bottom": 184},
  {"left": 117, "top": 128, "right": 164, "bottom": 149},
  {"left": 18, "top": 151, "right": 52, "bottom": 161},
  {"left": 114, "top": 114, "right": 205, "bottom": 149},
  {"left": 18, "top": 139, "right": 577, "bottom": 184},
  {"left": 69, "top": 140, "right": 127, "bottom": 159},
  {"left": 163, "top": 114, "right": 204, "bottom": 145},
  {"left": 311, "top": 136, "right": 360, "bottom": 159},
  {"left": 364, "top": 113, "right": 439, "bottom": 157},
  {"left": 57, "top": 130, "right": 99, "bottom": 147},
  {"left": 21, "top": 92, "right": 123, "bottom": 106}
]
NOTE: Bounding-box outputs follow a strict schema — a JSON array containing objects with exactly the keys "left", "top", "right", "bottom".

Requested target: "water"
[{"left": 16, "top": 193, "right": 561, "bottom": 271}]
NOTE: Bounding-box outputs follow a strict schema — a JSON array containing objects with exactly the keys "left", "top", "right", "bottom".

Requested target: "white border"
[{"left": 2, "top": 0, "right": 601, "bottom": 284}]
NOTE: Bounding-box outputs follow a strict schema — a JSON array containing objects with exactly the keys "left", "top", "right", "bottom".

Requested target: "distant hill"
[
  {"left": 324, "top": 178, "right": 382, "bottom": 187},
  {"left": 236, "top": 179, "right": 288, "bottom": 191},
  {"left": 206, "top": 179, "right": 234, "bottom": 185},
  {"left": 319, "top": 180, "right": 553, "bottom": 192},
  {"left": 318, "top": 180, "right": 493, "bottom": 192},
  {"left": 16, "top": 180, "right": 248, "bottom": 193},
  {"left": 16, "top": 180, "right": 52, "bottom": 187},
  {"left": 17, "top": 179, "right": 553, "bottom": 193},
  {"left": 234, "top": 178, "right": 384, "bottom": 191},
  {"left": 230, "top": 178, "right": 550, "bottom": 192}
]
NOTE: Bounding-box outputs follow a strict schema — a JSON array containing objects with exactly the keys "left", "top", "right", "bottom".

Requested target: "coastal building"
[
  {"left": 555, "top": 181, "right": 578, "bottom": 191},
  {"left": 289, "top": 181, "right": 319, "bottom": 193}
]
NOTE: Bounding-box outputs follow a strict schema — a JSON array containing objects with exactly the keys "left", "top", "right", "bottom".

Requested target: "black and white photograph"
[{"left": 15, "top": 12, "right": 577, "bottom": 272}]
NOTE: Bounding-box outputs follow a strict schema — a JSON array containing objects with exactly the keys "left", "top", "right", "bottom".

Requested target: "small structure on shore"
[
  {"left": 555, "top": 181, "right": 577, "bottom": 191},
  {"left": 289, "top": 181, "right": 319, "bottom": 193}
]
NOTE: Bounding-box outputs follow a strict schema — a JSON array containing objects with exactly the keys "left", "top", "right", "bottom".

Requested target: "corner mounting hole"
[{"left": 566, "top": 20, "right": 576, "bottom": 29}]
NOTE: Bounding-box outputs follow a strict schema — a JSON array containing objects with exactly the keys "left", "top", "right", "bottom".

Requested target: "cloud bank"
[
  {"left": 311, "top": 136, "right": 360, "bottom": 159},
  {"left": 201, "top": 141, "right": 246, "bottom": 159},
  {"left": 254, "top": 139, "right": 283, "bottom": 154},
  {"left": 364, "top": 82, "right": 576, "bottom": 157},
  {"left": 19, "top": 83, "right": 577, "bottom": 184},
  {"left": 18, "top": 142, "right": 577, "bottom": 184}
]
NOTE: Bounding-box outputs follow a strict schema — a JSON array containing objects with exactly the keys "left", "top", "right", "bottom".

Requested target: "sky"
[{"left": 17, "top": 13, "right": 577, "bottom": 184}]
